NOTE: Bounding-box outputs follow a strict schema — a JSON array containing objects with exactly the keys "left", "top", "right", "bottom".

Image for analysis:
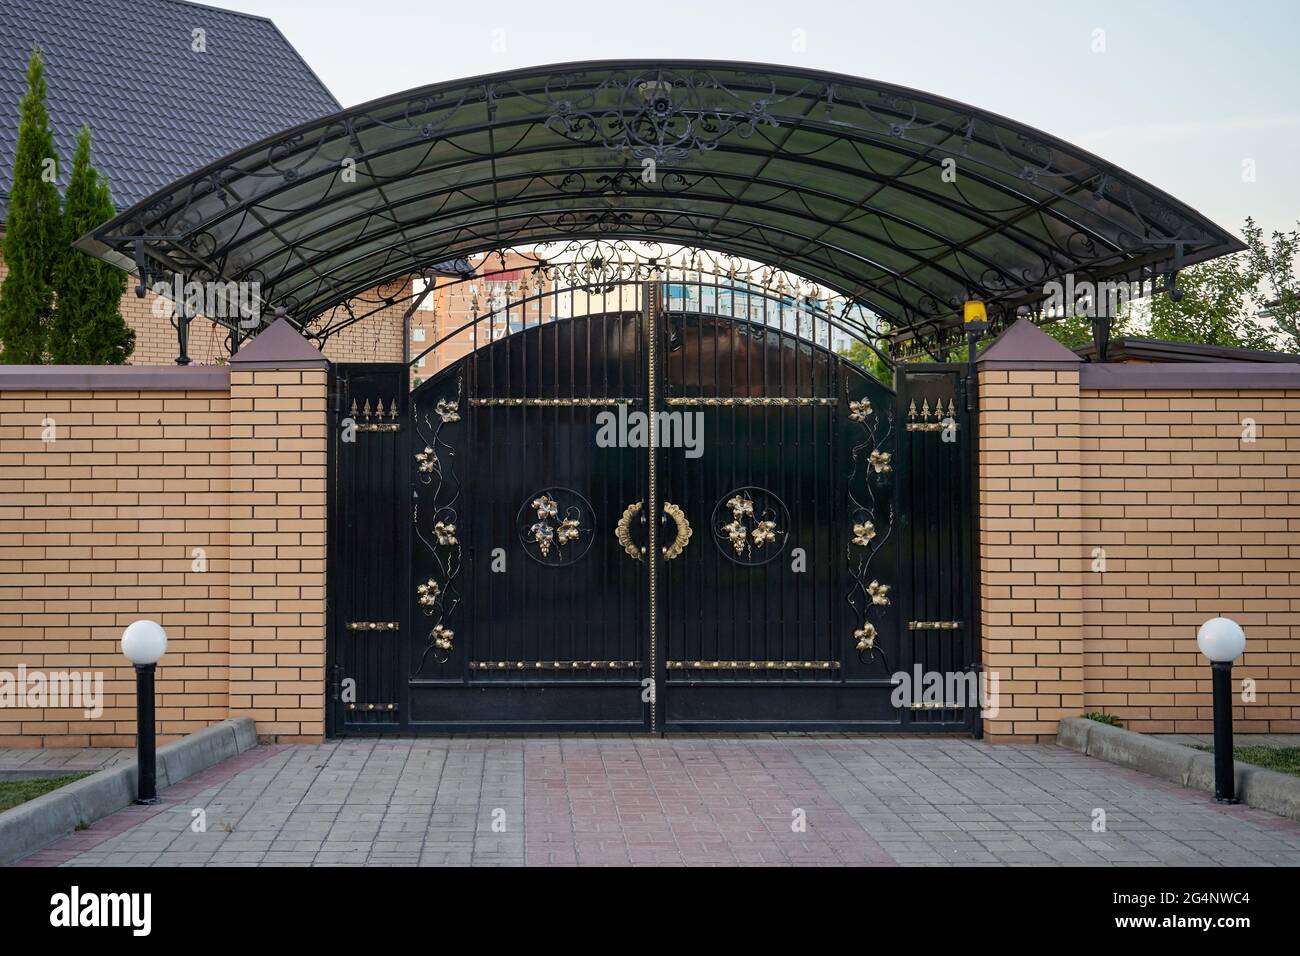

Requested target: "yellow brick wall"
[
  {"left": 227, "top": 368, "right": 328, "bottom": 741},
  {"left": 0, "top": 387, "right": 231, "bottom": 747},
  {"left": 1079, "top": 387, "right": 1300, "bottom": 733},
  {"left": 978, "top": 369, "right": 1085, "bottom": 741}
]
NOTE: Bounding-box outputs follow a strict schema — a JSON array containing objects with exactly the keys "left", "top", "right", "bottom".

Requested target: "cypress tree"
[
  {"left": 50, "top": 125, "right": 132, "bottom": 363},
  {"left": 0, "top": 47, "right": 62, "bottom": 363}
]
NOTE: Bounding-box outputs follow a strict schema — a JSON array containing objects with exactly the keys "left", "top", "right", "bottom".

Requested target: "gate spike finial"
[
  {"left": 362, "top": 398, "right": 372, "bottom": 419},
  {"left": 907, "top": 399, "right": 916, "bottom": 420},
  {"left": 920, "top": 397, "right": 931, "bottom": 420}
]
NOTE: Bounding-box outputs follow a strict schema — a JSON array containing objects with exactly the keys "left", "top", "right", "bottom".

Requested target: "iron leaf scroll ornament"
[
  {"left": 846, "top": 391, "right": 895, "bottom": 669},
  {"left": 518, "top": 489, "right": 594, "bottom": 566},
  {"left": 413, "top": 377, "right": 463, "bottom": 673},
  {"left": 712, "top": 488, "right": 789, "bottom": 566}
]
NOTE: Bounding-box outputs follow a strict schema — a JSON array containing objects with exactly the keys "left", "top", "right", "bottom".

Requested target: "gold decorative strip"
[
  {"left": 905, "top": 397, "right": 958, "bottom": 432},
  {"left": 665, "top": 396, "right": 836, "bottom": 406},
  {"left": 470, "top": 397, "right": 641, "bottom": 407},
  {"left": 346, "top": 621, "right": 400, "bottom": 631},
  {"left": 347, "top": 703, "right": 398, "bottom": 711},
  {"left": 908, "top": 621, "right": 962, "bottom": 631},
  {"left": 667, "top": 660, "right": 841, "bottom": 670},
  {"left": 907, "top": 702, "right": 964, "bottom": 710},
  {"left": 470, "top": 660, "right": 641, "bottom": 670},
  {"left": 355, "top": 423, "right": 400, "bottom": 432}
]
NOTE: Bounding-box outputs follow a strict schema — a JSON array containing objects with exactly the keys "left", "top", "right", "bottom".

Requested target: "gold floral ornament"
[
  {"left": 851, "top": 521, "right": 876, "bottom": 546},
  {"left": 557, "top": 516, "right": 581, "bottom": 546},
  {"left": 526, "top": 494, "right": 583, "bottom": 559},
  {"left": 854, "top": 623, "right": 877, "bottom": 652},
  {"left": 433, "top": 521, "right": 458, "bottom": 546},
  {"left": 868, "top": 580, "right": 891, "bottom": 605},
  {"left": 869, "top": 449, "right": 892, "bottom": 473},
  {"left": 415, "top": 446, "right": 437, "bottom": 475},
  {"left": 434, "top": 398, "right": 461, "bottom": 423},
  {"left": 722, "top": 517, "right": 748, "bottom": 555},
  {"left": 416, "top": 578, "right": 440, "bottom": 607},
  {"left": 848, "top": 398, "right": 872, "bottom": 423},
  {"left": 751, "top": 519, "right": 777, "bottom": 548},
  {"left": 726, "top": 495, "right": 754, "bottom": 517},
  {"left": 530, "top": 519, "right": 556, "bottom": 557},
  {"left": 433, "top": 624, "right": 454, "bottom": 652}
]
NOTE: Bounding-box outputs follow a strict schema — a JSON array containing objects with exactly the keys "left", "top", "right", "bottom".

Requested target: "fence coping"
[
  {"left": 0, "top": 365, "right": 229, "bottom": 391},
  {"left": 1079, "top": 362, "right": 1300, "bottom": 390}
]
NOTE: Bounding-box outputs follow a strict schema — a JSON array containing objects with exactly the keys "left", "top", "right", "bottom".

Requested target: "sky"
[{"left": 215, "top": 0, "right": 1298, "bottom": 239}]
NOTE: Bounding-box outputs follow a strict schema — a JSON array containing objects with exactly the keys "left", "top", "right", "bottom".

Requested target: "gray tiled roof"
[{"left": 0, "top": 0, "right": 340, "bottom": 219}]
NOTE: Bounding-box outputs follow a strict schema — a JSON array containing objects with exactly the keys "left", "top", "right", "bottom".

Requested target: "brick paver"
[{"left": 11, "top": 737, "right": 1300, "bottom": 867}]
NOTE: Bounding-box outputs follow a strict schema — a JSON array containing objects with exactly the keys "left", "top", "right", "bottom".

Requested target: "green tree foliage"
[
  {"left": 49, "top": 126, "right": 131, "bottom": 363},
  {"left": 1146, "top": 217, "right": 1299, "bottom": 352},
  {"left": 0, "top": 47, "right": 61, "bottom": 363},
  {"left": 838, "top": 338, "right": 893, "bottom": 384},
  {"left": 1040, "top": 311, "right": 1135, "bottom": 350}
]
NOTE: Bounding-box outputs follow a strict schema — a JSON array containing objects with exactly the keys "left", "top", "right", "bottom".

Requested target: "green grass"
[
  {"left": 0, "top": 773, "right": 91, "bottom": 813},
  {"left": 1082, "top": 712, "right": 1124, "bottom": 727},
  {"left": 1192, "top": 745, "right": 1300, "bottom": 777}
]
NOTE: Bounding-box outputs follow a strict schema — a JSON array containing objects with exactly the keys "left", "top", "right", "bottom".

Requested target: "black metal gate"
[{"left": 327, "top": 290, "right": 979, "bottom": 734}]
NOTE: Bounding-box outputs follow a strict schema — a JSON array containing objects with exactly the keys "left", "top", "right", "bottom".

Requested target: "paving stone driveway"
[{"left": 15, "top": 737, "right": 1300, "bottom": 867}]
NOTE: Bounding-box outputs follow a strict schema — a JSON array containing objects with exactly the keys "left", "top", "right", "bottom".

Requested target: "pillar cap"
[
  {"left": 975, "top": 318, "right": 1082, "bottom": 370},
  {"left": 229, "top": 317, "right": 329, "bottom": 370}
]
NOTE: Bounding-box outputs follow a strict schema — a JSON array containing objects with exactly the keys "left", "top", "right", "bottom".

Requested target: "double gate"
[{"left": 326, "top": 288, "right": 978, "bottom": 733}]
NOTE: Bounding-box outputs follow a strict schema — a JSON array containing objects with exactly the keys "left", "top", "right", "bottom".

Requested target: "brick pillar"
[
  {"left": 228, "top": 320, "right": 329, "bottom": 741},
  {"left": 976, "top": 319, "right": 1085, "bottom": 741}
]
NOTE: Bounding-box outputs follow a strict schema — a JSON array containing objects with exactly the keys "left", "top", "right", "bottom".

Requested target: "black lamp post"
[
  {"left": 121, "top": 620, "right": 167, "bottom": 805},
  {"left": 1196, "top": 617, "right": 1246, "bottom": 804}
]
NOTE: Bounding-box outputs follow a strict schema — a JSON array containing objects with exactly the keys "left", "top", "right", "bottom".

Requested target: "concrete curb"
[
  {"left": 1057, "top": 717, "right": 1300, "bottom": 823},
  {"left": 0, "top": 717, "right": 256, "bottom": 865}
]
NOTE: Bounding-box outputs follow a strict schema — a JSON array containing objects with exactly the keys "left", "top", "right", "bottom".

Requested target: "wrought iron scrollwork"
[
  {"left": 845, "top": 388, "right": 895, "bottom": 668},
  {"left": 412, "top": 377, "right": 463, "bottom": 672},
  {"left": 711, "top": 488, "right": 789, "bottom": 566},
  {"left": 518, "top": 488, "right": 594, "bottom": 566}
]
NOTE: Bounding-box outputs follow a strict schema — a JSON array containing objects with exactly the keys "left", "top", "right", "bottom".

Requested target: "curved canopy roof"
[{"left": 77, "top": 59, "right": 1243, "bottom": 352}]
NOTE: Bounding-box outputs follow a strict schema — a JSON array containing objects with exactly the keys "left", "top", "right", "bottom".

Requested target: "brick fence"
[
  {"left": 978, "top": 320, "right": 1300, "bottom": 741},
  {"left": 0, "top": 320, "right": 328, "bottom": 746},
  {"left": 1, "top": 317, "right": 1297, "bottom": 745}
]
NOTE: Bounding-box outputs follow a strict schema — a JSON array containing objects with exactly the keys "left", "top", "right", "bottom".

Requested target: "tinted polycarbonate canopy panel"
[{"left": 77, "top": 59, "right": 1243, "bottom": 356}]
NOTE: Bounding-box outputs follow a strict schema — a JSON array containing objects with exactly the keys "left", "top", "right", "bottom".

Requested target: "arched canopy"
[{"left": 77, "top": 59, "right": 1242, "bottom": 353}]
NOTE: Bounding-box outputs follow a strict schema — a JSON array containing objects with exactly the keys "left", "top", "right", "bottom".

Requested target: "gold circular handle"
[
  {"left": 614, "top": 500, "right": 692, "bottom": 561},
  {"left": 615, "top": 500, "right": 645, "bottom": 560},
  {"left": 661, "top": 501, "right": 692, "bottom": 560}
]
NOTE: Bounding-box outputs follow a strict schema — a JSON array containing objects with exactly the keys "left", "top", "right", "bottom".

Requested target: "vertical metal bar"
[{"left": 644, "top": 281, "right": 660, "bottom": 732}]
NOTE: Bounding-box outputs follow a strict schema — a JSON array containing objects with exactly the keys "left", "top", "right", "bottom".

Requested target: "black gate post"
[{"left": 964, "top": 317, "right": 987, "bottom": 739}]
